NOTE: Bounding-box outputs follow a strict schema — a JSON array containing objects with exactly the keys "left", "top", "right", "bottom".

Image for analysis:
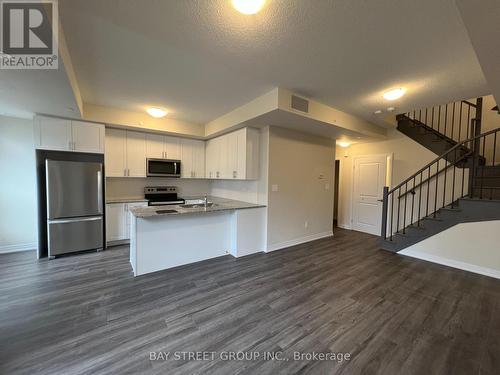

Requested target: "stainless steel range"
[{"left": 145, "top": 186, "right": 185, "bottom": 206}]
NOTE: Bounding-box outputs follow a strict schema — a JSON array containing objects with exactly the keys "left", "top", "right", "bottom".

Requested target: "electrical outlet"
[
  {"left": 325, "top": 183, "right": 330, "bottom": 190},
  {"left": 305, "top": 221, "right": 309, "bottom": 228},
  {"left": 272, "top": 184, "right": 279, "bottom": 192}
]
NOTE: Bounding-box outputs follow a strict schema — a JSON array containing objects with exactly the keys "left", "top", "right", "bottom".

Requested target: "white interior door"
[{"left": 352, "top": 155, "right": 387, "bottom": 235}]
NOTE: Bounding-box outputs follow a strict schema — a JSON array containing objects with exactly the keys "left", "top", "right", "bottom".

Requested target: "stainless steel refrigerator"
[{"left": 46, "top": 160, "right": 103, "bottom": 257}]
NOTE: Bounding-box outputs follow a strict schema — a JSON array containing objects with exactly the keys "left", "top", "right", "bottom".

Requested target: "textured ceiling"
[{"left": 59, "top": 0, "right": 489, "bottom": 126}]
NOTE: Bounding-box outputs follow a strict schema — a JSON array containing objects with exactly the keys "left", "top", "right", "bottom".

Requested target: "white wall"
[
  {"left": 337, "top": 128, "right": 436, "bottom": 229},
  {"left": 267, "top": 127, "right": 335, "bottom": 250},
  {"left": 400, "top": 220, "right": 500, "bottom": 279},
  {"left": 0, "top": 115, "right": 37, "bottom": 253}
]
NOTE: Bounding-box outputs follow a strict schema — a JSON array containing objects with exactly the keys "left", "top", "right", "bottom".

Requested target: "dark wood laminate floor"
[{"left": 1, "top": 228, "right": 500, "bottom": 375}]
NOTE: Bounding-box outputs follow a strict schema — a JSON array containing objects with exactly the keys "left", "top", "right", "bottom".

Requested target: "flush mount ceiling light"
[
  {"left": 383, "top": 87, "right": 407, "bottom": 101},
  {"left": 146, "top": 107, "right": 168, "bottom": 118},
  {"left": 337, "top": 141, "right": 351, "bottom": 148},
  {"left": 232, "top": 0, "right": 266, "bottom": 14}
]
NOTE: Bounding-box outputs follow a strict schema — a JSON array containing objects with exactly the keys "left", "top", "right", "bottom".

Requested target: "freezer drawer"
[{"left": 48, "top": 216, "right": 103, "bottom": 256}]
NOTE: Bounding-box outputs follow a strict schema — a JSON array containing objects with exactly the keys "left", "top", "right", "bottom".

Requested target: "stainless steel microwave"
[{"left": 146, "top": 159, "right": 181, "bottom": 177}]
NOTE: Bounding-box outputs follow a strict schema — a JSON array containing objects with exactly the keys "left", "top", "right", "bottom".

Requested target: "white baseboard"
[
  {"left": 0, "top": 242, "right": 37, "bottom": 254},
  {"left": 336, "top": 223, "right": 352, "bottom": 230},
  {"left": 400, "top": 249, "right": 500, "bottom": 280},
  {"left": 266, "top": 231, "right": 333, "bottom": 253}
]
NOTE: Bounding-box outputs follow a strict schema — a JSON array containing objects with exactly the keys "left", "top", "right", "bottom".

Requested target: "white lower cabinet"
[{"left": 106, "top": 202, "right": 147, "bottom": 244}]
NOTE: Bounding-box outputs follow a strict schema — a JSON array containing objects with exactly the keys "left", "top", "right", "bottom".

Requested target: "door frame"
[{"left": 350, "top": 153, "right": 393, "bottom": 234}]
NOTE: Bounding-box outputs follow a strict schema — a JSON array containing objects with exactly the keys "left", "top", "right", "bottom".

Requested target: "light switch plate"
[{"left": 271, "top": 184, "right": 279, "bottom": 192}]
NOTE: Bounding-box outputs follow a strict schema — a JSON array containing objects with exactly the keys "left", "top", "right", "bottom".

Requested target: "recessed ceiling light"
[
  {"left": 232, "top": 0, "right": 266, "bottom": 14},
  {"left": 387, "top": 107, "right": 396, "bottom": 112},
  {"left": 146, "top": 107, "right": 168, "bottom": 118},
  {"left": 374, "top": 110, "right": 382, "bottom": 114},
  {"left": 383, "top": 87, "right": 407, "bottom": 101},
  {"left": 337, "top": 141, "right": 351, "bottom": 148}
]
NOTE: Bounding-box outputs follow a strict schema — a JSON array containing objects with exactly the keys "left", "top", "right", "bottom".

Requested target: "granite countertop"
[
  {"left": 106, "top": 198, "right": 149, "bottom": 204},
  {"left": 129, "top": 196, "right": 265, "bottom": 218}
]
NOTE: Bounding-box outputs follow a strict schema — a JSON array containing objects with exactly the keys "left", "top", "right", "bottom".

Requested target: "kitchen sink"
[
  {"left": 179, "top": 203, "right": 217, "bottom": 209},
  {"left": 155, "top": 209, "right": 178, "bottom": 214}
]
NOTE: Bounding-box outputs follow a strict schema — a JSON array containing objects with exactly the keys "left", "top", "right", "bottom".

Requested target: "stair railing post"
[
  {"left": 469, "top": 98, "right": 483, "bottom": 197},
  {"left": 381, "top": 186, "right": 389, "bottom": 239}
]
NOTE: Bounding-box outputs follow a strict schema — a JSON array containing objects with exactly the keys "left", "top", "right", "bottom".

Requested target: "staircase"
[{"left": 380, "top": 97, "right": 500, "bottom": 252}]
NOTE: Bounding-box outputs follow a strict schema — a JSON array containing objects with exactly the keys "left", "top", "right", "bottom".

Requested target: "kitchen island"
[{"left": 129, "top": 197, "right": 266, "bottom": 276}]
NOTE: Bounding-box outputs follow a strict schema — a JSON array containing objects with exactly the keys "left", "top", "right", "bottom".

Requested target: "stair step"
[
  {"left": 474, "top": 176, "right": 500, "bottom": 186},
  {"left": 472, "top": 187, "right": 500, "bottom": 200},
  {"left": 438, "top": 207, "right": 462, "bottom": 213},
  {"left": 475, "top": 166, "right": 500, "bottom": 177},
  {"left": 422, "top": 216, "right": 443, "bottom": 221}
]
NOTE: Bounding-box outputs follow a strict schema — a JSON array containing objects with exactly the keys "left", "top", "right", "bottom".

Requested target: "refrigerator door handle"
[
  {"left": 97, "top": 170, "right": 103, "bottom": 213},
  {"left": 48, "top": 216, "right": 102, "bottom": 224}
]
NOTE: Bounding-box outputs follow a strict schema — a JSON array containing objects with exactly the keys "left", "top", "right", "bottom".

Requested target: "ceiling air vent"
[{"left": 291, "top": 95, "right": 309, "bottom": 113}]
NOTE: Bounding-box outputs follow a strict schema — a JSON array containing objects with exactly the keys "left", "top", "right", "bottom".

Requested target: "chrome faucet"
[{"left": 203, "top": 194, "right": 208, "bottom": 208}]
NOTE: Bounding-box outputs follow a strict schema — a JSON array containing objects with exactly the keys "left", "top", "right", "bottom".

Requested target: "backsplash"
[{"left": 106, "top": 178, "right": 211, "bottom": 200}]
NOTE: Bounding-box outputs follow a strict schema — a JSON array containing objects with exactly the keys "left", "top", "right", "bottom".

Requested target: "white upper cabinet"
[
  {"left": 192, "top": 140, "right": 206, "bottom": 179},
  {"left": 145, "top": 133, "right": 166, "bottom": 159},
  {"left": 165, "top": 136, "right": 181, "bottom": 160},
  {"left": 146, "top": 134, "right": 181, "bottom": 160},
  {"left": 206, "top": 137, "right": 222, "bottom": 179},
  {"left": 237, "top": 128, "right": 260, "bottom": 180},
  {"left": 105, "top": 128, "right": 127, "bottom": 177},
  {"left": 181, "top": 139, "right": 205, "bottom": 178},
  {"left": 205, "top": 128, "right": 259, "bottom": 180},
  {"left": 34, "top": 116, "right": 104, "bottom": 153},
  {"left": 104, "top": 126, "right": 258, "bottom": 180},
  {"left": 105, "top": 129, "right": 146, "bottom": 177},
  {"left": 72, "top": 121, "right": 105, "bottom": 153},
  {"left": 125, "top": 131, "right": 147, "bottom": 177},
  {"left": 35, "top": 117, "right": 72, "bottom": 151},
  {"left": 226, "top": 131, "right": 239, "bottom": 179}
]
